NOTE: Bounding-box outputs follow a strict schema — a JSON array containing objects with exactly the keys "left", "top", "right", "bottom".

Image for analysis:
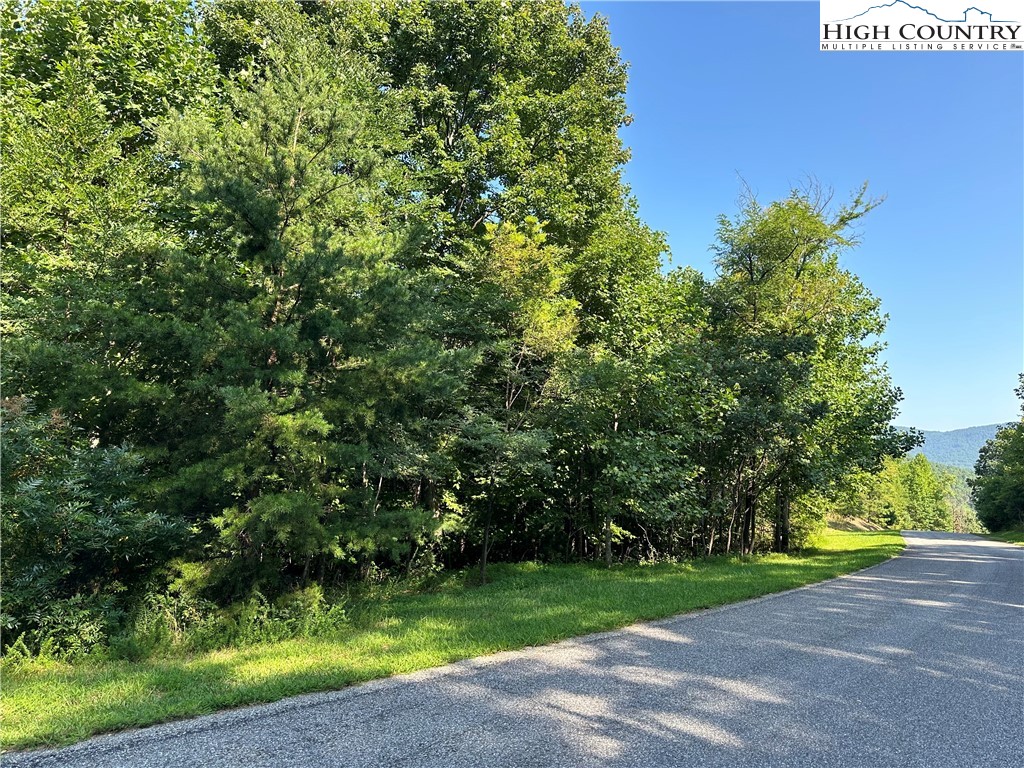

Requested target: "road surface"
[{"left": 8, "top": 532, "right": 1023, "bottom": 767}]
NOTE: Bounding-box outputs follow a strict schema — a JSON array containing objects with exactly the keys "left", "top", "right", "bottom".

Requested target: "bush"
[
  {"left": 1, "top": 398, "right": 183, "bottom": 656},
  {"left": 790, "top": 494, "right": 829, "bottom": 550}
]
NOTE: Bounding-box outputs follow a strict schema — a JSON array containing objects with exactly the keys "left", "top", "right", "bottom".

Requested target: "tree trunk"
[
  {"left": 604, "top": 512, "right": 612, "bottom": 568},
  {"left": 773, "top": 493, "right": 791, "bottom": 553},
  {"left": 479, "top": 522, "right": 491, "bottom": 584},
  {"left": 479, "top": 492, "right": 493, "bottom": 584},
  {"left": 742, "top": 491, "right": 756, "bottom": 555},
  {"left": 726, "top": 502, "right": 736, "bottom": 554},
  {"left": 605, "top": 415, "right": 618, "bottom": 568}
]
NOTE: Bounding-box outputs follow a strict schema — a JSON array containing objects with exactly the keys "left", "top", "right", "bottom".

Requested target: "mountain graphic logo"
[{"left": 830, "top": 1, "right": 1018, "bottom": 23}]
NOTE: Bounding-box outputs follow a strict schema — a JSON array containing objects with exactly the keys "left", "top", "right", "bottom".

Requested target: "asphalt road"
[{"left": 8, "top": 532, "right": 1023, "bottom": 768}]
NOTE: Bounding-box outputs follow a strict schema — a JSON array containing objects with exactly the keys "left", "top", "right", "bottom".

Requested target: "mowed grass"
[
  {"left": 1, "top": 529, "right": 903, "bottom": 752},
  {"left": 986, "top": 528, "right": 1024, "bottom": 546}
]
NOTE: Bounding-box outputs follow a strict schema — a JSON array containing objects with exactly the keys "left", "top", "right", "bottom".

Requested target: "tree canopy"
[
  {"left": 2, "top": 0, "right": 917, "bottom": 655},
  {"left": 971, "top": 376, "right": 1024, "bottom": 532}
]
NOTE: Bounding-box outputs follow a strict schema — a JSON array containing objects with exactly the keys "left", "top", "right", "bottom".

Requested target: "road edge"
[{"left": 3, "top": 532, "right": 911, "bottom": 764}]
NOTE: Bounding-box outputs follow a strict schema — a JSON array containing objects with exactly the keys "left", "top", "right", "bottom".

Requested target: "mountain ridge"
[{"left": 897, "top": 423, "right": 1006, "bottom": 470}]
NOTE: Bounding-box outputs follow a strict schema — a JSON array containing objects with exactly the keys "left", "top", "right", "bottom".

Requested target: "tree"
[
  {"left": 0, "top": 0, "right": 931, "bottom": 649},
  {"left": 151, "top": 31, "right": 461, "bottom": 596},
  {"left": 1, "top": 0, "right": 215, "bottom": 141},
  {"left": 455, "top": 219, "right": 577, "bottom": 580},
  {"left": 327, "top": 0, "right": 630, "bottom": 249},
  {"left": 934, "top": 463, "right": 984, "bottom": 534},
  {"left": 0, "top": 0, "right": 220, "bottom": 644},
  {"left": 549, "top": 268, "right": 723, "bottom": 564},
  {"left": 972, "top": 375, "right": 1024, "bottom": 531},
  {"left": 703, "top": 182, "right": 909, "bottom": 552},
  {"left": 902, "top": 454, "right": 954, "bottom": 531},
  {"left": 201, "top": 0, "right": 663, "bottom": 573}
]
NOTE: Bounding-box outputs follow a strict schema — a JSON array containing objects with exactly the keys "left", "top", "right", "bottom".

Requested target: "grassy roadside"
[
  {"left": 986, "top": 528, "right": 1024, "bottom": 546},
  {"left": 1, "top": 529, "right": 903, "bottom": 752}
]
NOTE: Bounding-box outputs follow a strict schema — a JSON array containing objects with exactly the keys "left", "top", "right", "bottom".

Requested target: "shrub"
[
  {"left": 107, "top": 585, "right": 349, "bottom": 659},
  {"left": 1, "top": 398, "right": 183, "bottom": 656}
]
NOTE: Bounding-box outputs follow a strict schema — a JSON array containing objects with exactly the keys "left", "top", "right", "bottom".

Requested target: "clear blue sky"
[{"left": 580, "top": 0, "right": 1023, "bottom": 431}]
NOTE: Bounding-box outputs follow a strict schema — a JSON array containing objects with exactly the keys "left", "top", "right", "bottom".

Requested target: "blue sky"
[{"left": 580, "top": 0, "right": 1023, "bottom": 431}]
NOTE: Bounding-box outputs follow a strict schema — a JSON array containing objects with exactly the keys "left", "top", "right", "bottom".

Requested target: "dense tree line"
[
  {"left": 935, "top": 462, "right": 986, "bottom": 535},
  {"left": 971, "top": 376, "right": 1024, "bottom": 532},
  {"left": 835, "top": 454, "right": 982, "bottom": 534},
  {"left": 1, "top": 0, "right": 913, "bottom": 653}
]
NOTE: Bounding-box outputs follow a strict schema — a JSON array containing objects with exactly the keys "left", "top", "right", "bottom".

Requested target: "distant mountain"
[{"left": 899, "top": 424, "right": 1005, "bottom": 470}]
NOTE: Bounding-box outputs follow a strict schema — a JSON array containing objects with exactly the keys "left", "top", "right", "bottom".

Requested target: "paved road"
[{"left": 8, "top": 532, "right": 1023, "bottom": 768}]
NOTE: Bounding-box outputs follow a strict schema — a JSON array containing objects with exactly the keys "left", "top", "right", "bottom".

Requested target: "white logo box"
[{"left": 819, "top": 0, "right": 1024, "bottom": 51}]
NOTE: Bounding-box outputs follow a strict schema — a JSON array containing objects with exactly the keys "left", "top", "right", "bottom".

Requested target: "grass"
[
  {"left": 986, "top": 527, "right": 1024, "bottom": 546},
  {"left": 0, "top": 528, "right": 903, "bottom": 752}
]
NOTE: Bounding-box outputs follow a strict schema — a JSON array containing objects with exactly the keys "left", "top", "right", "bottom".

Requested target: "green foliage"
[
  {"left": 548, "top": 268, "right": 722, "bottom": 563},
  {"left": 153, "top": 27, "right": 452, "bottom": 596},
  {"left": 1, "top": 399, "right": 183, "bottom": 655},
  {"left": 902, "top": 454, "right": 955, "bottom": 531},
  {"left": 971, "top": 375, "right": 1024, "bottom": 532},
  {"left": 699, "top": 182, "right": 909, "bottom": 554},
  {"left": 2, "top": 529, "right": 902, "bottom": 750},
  {"left": 1, "top": 0, "right": 216, "bottom": 139},
  {"left": 0, "top": 52, "right": 169, "bottom": 431},
  {"left": 837, "top": 454, "right": 959, "bottom": 532},
  {"left": 2, "top": 0, "right": 915, "bottom": 663},
  {"left": 118, "top": 585, "right": 348, "bottom": 659},
  {"left": 985, "top": 528, "right": 1024, "bottom": 545},
  {"left": 932, "top": 463, "right": 984, "bottom": 534},
  {"left": 330, "top": 0, "right": 630, "bottom": 246}
]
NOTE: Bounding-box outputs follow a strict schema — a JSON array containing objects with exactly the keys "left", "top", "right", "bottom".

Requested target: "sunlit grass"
[
  {"left": 1, "top": 529, "right": 903, "bottom": 752},
  {"left": 986, "top": 528, "right": 1024, "bottom": 546}
]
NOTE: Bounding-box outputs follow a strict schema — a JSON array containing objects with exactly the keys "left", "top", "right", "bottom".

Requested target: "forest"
[
  {"left": 835, "top": 454, "right": 984, "bottom": 534},
  {"left": 2, "top": 0, "right": 998, "bottom": 662}
]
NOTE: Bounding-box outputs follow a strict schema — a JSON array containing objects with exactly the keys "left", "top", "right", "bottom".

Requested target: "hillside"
[{"left": 902, "top": 424, "right": 1004, "bottom": 470}]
